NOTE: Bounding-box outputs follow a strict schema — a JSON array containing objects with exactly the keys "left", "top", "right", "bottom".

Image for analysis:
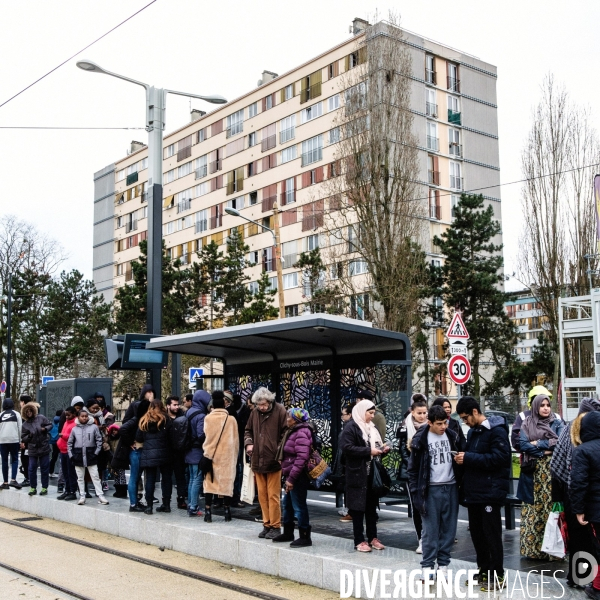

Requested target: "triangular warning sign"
[{"left": 446, "top": 312, "right": 469, "bottom": 339}]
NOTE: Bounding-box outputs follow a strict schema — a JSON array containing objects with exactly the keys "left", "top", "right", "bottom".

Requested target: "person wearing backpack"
[
  {"left": 166, "top": 395, "right": 188, "bottom": 510},
  {"left": 48, "top": 410, "right": 61, "bottom": 477},
  {"left": 185, "top": 390, "right": 210, "bottom": 517},
  {"left": 0, "top": 398, "right": 23, "bottom": 490}
]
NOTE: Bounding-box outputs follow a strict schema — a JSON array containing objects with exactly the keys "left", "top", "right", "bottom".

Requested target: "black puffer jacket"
[
  {"left": 21, "top": 405, "right": 52, "bottom": 457},
  {"left": 340, "top": 420, "right": 373, "bottom": 512},
  {"left": 111, "top": 399, "right": 150, "bottom": 470},
  {"left": 136, "top": 419, "right": 173, "bottom": 468},
  {"left": 407, "top": 425, "right": 463, "bottom": 515},
  {"left": 462, "top": 415, "right": 511, "bottom": 504},
  {"left": 570, "top": 411, "right": 600, "bottom": 522}
]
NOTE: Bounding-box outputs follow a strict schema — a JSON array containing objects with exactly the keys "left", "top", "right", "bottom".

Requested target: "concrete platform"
[{"left": 0, "top": 488, "right": 578, "bottom": 599}]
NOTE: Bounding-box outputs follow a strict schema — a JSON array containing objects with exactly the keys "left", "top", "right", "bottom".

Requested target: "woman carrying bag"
[
  {"left": 202, "top": 395, "right": 239, "bottom": 523},
  {"left": 517, "top": 394, "right": 565, "bottom": 559},
  {"left": 340, "top": 401, "right": 390, "bottom": 553}
]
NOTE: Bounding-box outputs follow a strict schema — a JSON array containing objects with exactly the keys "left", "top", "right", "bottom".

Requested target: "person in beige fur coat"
[{"left": 202, "top": 395, "right": 239, "bottom": 523}]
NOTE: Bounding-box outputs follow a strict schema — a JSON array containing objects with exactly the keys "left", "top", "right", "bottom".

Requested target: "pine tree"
[
  {"left": 295, "top": 248, "right": 342, "bottom": 314},
  {"left": 221, "top": 229, "right": 250, "bottom": 326},
  {"left": 433, "top": 194, "right": 517, "bottom": 396},
  {"left": 192, "top": 241, "right": 226, "bottom": 329},
  {"left": 239, "top": 272, "right": 278, "bottom": 324}
]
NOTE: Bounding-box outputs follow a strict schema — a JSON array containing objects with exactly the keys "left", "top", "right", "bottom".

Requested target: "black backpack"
[
  {"left": 182, "top": 408, "right": 205, "bottom": 451},
  {"left": 171, "top": 415, "right": 189, "bottom": 452}
]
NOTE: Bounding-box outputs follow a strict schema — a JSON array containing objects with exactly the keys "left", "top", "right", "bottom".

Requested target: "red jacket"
[{"left": 57, "top": 418, "right": 77, "bottom": 453}]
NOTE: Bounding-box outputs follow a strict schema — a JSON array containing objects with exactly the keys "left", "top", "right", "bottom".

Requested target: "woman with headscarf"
[
  {"left": 517, "top": 394, "right": 565, "bottom": 559},
  {"left": 340, "top": 401, "right": 390, "bottom": 552},
  {"left": 551, "top": 398, "right": 600, "bottom": 588},
  {"left": 272, "top": 407, "right": 314, "bottom": 547}
]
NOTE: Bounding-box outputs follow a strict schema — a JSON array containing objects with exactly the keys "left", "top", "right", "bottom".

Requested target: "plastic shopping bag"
[
  {"left": 240, "top": 461, "right": 255, "bottom": 505},
  {"left": 541, "top": 509, "right": 566, "bottom": 559}
]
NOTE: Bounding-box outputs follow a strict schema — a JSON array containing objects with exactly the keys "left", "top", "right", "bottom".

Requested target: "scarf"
[
  {"left": 521, "top": 395, "right": 559, "bottom": 445},
  {"left": 405, "top": 414, "right": 425, "bottom": 450},
  {"left": 352, "top": 401, "right": 383, "bottom": 450}
]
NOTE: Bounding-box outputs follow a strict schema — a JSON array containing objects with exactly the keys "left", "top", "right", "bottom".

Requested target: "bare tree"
[
  {"left": 323, "top": 14, "right": 427, "bottom": 336},
  {"left": 519, "top": 75, "right": 600, "bottom": 407}
]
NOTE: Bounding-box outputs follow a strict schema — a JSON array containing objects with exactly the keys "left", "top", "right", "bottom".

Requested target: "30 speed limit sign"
[{"left": 448, "top": 354, "right": 471, "bottom": 385}]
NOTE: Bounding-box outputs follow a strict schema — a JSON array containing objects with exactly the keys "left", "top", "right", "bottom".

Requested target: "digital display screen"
[
  {"left": 128, "top": 340, "right": 165, "bottom": 364},
  {"left": 122, "top": 334, "right": 168, "bottom": 369}
]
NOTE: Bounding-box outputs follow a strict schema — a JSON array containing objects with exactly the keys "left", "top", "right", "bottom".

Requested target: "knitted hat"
[
  {"left": 71, "top": 396, "right": 85, "bottom": 407},
  {"left": 288, "top": 407, "right": 310, "bottom": 423},
  {"left": 224, "top": 390, "right": 234, "bottom": 403},
  {"left": 356, "top": 389, "right": 374, "bottom": 401}
]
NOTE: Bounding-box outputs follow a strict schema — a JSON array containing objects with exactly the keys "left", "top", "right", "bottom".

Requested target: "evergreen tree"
[
  {"left": 295, "top": 248, "right": 342, "bottom": 314},
  {"left": 114, "top": 240, "right": 195, "bottom": 335},
  {"left": 221, "top": 229, "right": 250, "bottom": 325},
  {"left": 192, "top": 241, "right": 226, "bottom": 329},
  {"left": 433, "top": 194, "right": 517, "bottom": 396},
  {"left": 239, "top": 272, "right": 278, "bottom": 324}
]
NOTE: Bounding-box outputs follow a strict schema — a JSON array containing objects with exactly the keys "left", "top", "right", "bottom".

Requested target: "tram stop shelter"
[{"left": 147, "top": 314, "right": 411, "bottom": 498}]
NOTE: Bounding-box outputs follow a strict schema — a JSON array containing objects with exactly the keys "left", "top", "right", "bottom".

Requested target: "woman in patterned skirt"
[{"left": 517, "top": 394, "right": 565, "bottom": 559}]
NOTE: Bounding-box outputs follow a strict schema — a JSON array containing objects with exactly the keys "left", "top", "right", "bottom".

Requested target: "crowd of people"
[{"left": 2, "top": 383, "right": 600, "bottom": 595}]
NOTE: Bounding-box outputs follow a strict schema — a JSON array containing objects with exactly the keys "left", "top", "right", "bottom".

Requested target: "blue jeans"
[
  {"left": 128, "top": 448, "right": 142, "bottom": 506},
  {"left": 282, "top": 472, "right": 310, "bottom": 529},
  {"left": 187, "top": 464, "right": 203, "bottom": 510},
  {"left": 0, "top": 442, "right": 20, "bottom": 482},
  {"left": 420, "top": 483, "right": 459, "bottom": 569},
  {"left": 29, "top": 454, "right": 50, "bottom": 490},
  {"left": 60, "top": 452, "right": 77, "bottom": 493}
]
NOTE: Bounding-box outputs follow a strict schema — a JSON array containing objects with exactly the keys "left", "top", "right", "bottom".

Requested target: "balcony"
[
  {"left": 429, "top": 204, "right": 441, "bottom": 220},
  {"left": 195, "top": 165, "right": 207, "bottom": 179},
  {"left": 195, "top": 219, "right": 208, "bottom": 234},
  {"left": 209, "top": 159, "right": 222, "bottom": 174},
  {"left": 280, "top": 127, "right": 295, "bottom": 144},
  {"left": 426, "top": 102, "right": 438, "bottom": 118},
  {"left": 261, "top": 134, "right": 276, "bottom": 153},
  {"left": 177, "top": 145, "right": 192, "bottom": 162},
  {"left": 177, "top": 199, "right": 191, "bottom": 213},
  {"left": 425, "top": 69, "right": 437, "bottom": 85},
  {"left": 428, "top": 170, "right": 440, "bottom": 185},
  {"left": 281, "top": 190, "right": 295, "bottom": 206},
  {"left": 301, "top": 147, "right": 322, "bottom": 167},
  {"left": 426, "top": 136, "right": 439, "bottom": 152},
  {"left": 301, "top": 82, "right": 322, "bottom": 103},
  {"left": 447, "top": 77, "right": 460, "bottom": 93},
  {"left": 126, "top": 172, "right": 138, "bottom": 186},
  {"left": 449, "top": 143, "right": 462, "bottom": 157},
  {"left": 450, "top": 175, "right": 464, "bottom": 191},
  {"left": 125, "top": 220, "right": 138, "bottom": 233},
  {"left": 448, "top": 110, "right": 462, "bottom": 125},
  {"left": 226, "top": 122, "right": 243, "bottom": 138},
  {"left": 262, "top": 195, "right": 276, "bottom": 212},
  {"left": 209, "top": 215, "right": 222, "bottom": 229}
]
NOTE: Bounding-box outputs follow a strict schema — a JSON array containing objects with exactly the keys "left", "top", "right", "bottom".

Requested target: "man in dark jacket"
[
  {"left": 408, "top": 405, "right": 462, "bottom": 577},
  {"left": 185, "top": 390, "right": 210, "bottom": 517},
  {"left": 244, "top": 387, "right": 287, "bottom": 539},
  {"left": 166, "top": 395, "right": 187, "bottom": 510},
  {"left": 455, "top": 396, "right": 510, "bottom": 592},
  {"left": 571, "top": 411, "right": 600, "bottom": 598}
]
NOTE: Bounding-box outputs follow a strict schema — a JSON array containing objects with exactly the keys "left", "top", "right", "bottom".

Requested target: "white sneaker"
[
  {"left": 77, "top": 497, "right": 86, "bottom": 505},
  {"left": 338, "top": 508, "right": 348, "bottom": 516},
  {"left": 98, "top": 496, "right": 109, "bottom": 505},
  {"left": 416, "top": 540, "right": 422, "bottom": 554},
  {"left": 437, "top": 565, "right": 449, "bottom": 579}
]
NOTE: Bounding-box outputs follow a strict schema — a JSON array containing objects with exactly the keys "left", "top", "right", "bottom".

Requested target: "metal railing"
[
  {"left": 450, "top": 175, "right": 464, "bottom": 190},
  {"left": 428, "top": 170, "right": 440, "bottom": 185},
  {"left": 226, "top": 122, "right": 243, "bottom": 138},
  {"left": 195, "top": 165, "right": 207, "bottom": 179},
  {"left": 426, "top": 102, "right": 438, "bottom": 118},
  {"left": 261, "top": 134, "right": 276, "bottom": 152},
  {"left": 195, "top": 219, "right": 207, "bottom": 234},
  {"left": 447, "top": 77, "right": 460, "bottom": 93},
  {"left": 126, "top": 172, "right": 138, "bottom": 186},
  {"left": 449, "top": 143, "right": 462, "bottom": 157},
  {"left": 177, "top": 145, "right": 192, "bottom": 162},
  {"left": 177, "top": 199, "right": 191, "bottom": 213},
  {"left": 448, "top": 110, "right": 462, "bottom": 125},
  {"left": 301, "top": 147, "right": 322, "bottom": 167},
  {"left": 280, "top": 127, "right": 295, "bottom": 144},
  {"left": 426, "top": 136, "right": 439, "bottom": 152}
]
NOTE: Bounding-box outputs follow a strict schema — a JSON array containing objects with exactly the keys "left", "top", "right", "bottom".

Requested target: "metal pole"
[
  {"left": 171, "top": 353, "right": 181, "bottom": 399},
  {"left": 6, "top": 274, "right": 12, "bottom": 398},
  {"left": 272, "top": 202, "right": 285, "bottom": 319},
  {"left": 146, "top": 86, "right": 165, "bottom": 398}
]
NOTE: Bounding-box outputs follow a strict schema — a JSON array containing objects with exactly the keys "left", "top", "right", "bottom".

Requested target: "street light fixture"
[
  {"left": 76, "top": 59, "right": 226, "bottom": 395},
  {"left": 224, "top": 206, "right": 285, "bottom": 318}
]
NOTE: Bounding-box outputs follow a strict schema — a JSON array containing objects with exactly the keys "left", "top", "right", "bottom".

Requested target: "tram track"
[{"left": 0, "top": 516, "right": 288, "bottom": 600}]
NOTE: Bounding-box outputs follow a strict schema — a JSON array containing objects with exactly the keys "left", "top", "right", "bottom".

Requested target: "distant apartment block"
[{"left": 505, "top": 291, "right": 547, "bottom": 361}]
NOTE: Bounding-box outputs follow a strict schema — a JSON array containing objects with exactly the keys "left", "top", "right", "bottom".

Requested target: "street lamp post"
[
  {"left": 5, "top": 274, "right": 12, "bottom": 398},
  {"left": 225, "top": 205, "right": 285, "bottom": 318},
  {"left": 76, "top": 60, "right": 226, "bottom": 395}
]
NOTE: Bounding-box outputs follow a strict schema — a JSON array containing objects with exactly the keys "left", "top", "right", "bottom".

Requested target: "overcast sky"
[{"left": 1, "top": 0, "right": 598, "bottom": 292}]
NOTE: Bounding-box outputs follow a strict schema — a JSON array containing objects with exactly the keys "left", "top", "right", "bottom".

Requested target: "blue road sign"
[
  {"left": 188, "top": 368, "right": 203, "bottom": 384},
  {"left": 0, "top": 381, "right": 6, "bottom": 394},
  {"left": 42, "top": 376, "right": 54, "bottom": 386}
]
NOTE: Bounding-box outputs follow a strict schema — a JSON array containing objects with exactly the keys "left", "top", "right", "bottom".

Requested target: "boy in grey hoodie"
[{"left": 67, "top": 408, "right": 108, "bottom": 505}]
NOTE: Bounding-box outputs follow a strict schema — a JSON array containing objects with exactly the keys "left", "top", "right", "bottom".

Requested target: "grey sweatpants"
[{"left": 420, "top": 482, "right": 458, "bottom": 569}]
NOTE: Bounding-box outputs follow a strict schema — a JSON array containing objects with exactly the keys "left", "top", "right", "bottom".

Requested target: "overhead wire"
[
  {"left": 0, "top": 126, "right": 145, "bottom": 130},
  {"left": 0, "top": 0, "right": 157, "bottom": 109}
]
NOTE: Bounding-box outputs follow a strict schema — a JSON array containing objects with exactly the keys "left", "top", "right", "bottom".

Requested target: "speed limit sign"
[{"left": 448, "top": 354, "right": 471, "bottom": 385}]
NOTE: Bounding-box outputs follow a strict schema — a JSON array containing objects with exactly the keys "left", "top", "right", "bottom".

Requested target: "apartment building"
[
  {"left": 93, "top": 18, "right": 501, "bottom": 324},
  {"left": 505, "top": 291, "right": 547, "bottom": 361}
]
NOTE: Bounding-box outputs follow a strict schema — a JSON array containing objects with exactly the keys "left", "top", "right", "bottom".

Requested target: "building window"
[
  {"left": 451, "top": 194, "right": 459, "bottom": 218},
  {"left": 344, "top": 82, "right": 367, "bottom": 115},
  {"left": 283, "top": 272, "right": 298, "bottom": 289},
  {"left": 301, "top": 102, "right": 323, "bottom": 124},
  {"left": 447, "top": 63, "right": 460, "bottom": 92},
  {"left": 249, "top": 191, "right": 258, "bottom": 206},
  {"left": 195, "top": 209, "right": 208, "bottom": 234},
  {"left": 248, "top": 132, "right": 257, "bottom": 147},
  {"left": 425, "top": 55, "right": 436, "bottom": 84},
  {"left": 226, "top": 109, "right": 244, "bottom": 138},
  {"left": 264, "top": 94, "right": 273, "bottom": 110},
  {"left": 448, "top": 95, "right": 461, "bottom": 125},
  {"left": 280, "top": 115, "right": 296, "bottom": 144},
  {"left": 301, "top": 135, "right": 323, "bottom": 167},
  {"left": 226, "top": 196, "right": 245, "bottom": 210},
  {"left": 284, "top": 84, "right": 294, "bottom": 101},
  {"left": 305, "top": 234, "right": 319, "bottom": 251},
  {"left": 426, "top": 88, "right": 437, "bottom": 118},
  {"left": 194, "top": 155, "right": 208, "bottom": 179},
  {"left": 197, "top": 128, "right": 206, "bottom": 143},
  {"left": 449, "top": 162, "right": 462, "bottom": 190},
  {"left": 285, "top": 304, "right": 299, "bottom": 317},
  {"left": 328, "top": 94, "right": 340, "bottom": 112},
  {"left": 165, "top": 144, "right": 175, "bottom": 158},
  {"left": 349, "top": 259, "right": 367, "bottom": 276},
  {"left": 248, "top": 102, "right": 258, "bottom": 118},
  {"left": 282, "top": 177, "right": 295, "bottom": 205},
  {"left": 328, "top": 61, "right": 339, "bottom": 79},
  {"left": 261, "top": 124, "right": 276, "bottom": 152},
  {"left": 426, "top": 122, "right": 439, "bottom": 152},
  {"left": 350, "top": 293, "right": 370, "bottom": 320},
  {"left": 428, "top": 155, "right": 439, "bottom": 186},
  {"left": 281, "top": 145, "right": 297, "bottom": 164},
  {"left": 329, "top": 127, "right": 340, "bottom": 144}
]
